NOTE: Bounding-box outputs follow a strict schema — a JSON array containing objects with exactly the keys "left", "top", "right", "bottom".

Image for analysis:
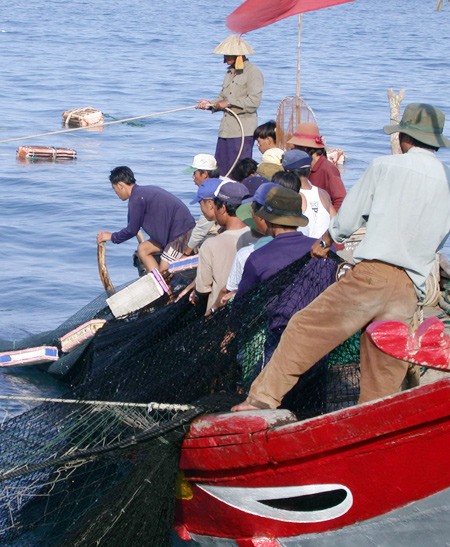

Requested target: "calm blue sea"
[{"left": 0, "top": 0, "right": 449, "bottom": 414}]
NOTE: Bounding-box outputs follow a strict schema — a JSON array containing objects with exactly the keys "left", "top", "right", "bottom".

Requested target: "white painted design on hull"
[{"left": 196, "top": 483, "right": 353, "bottom": 523}]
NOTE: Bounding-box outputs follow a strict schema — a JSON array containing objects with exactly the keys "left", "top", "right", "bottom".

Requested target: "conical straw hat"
[{"left": 213, "top": 34, "right": 254, "bottom": 55}]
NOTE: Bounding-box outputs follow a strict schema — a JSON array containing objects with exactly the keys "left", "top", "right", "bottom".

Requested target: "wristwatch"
[{"left": 319, "top": 239, "right": 330, "bottom": 249}]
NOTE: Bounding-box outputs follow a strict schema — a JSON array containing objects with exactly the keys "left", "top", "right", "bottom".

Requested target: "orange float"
[{"left": 16, "top": 145, "right": 77, "bottom": 161}]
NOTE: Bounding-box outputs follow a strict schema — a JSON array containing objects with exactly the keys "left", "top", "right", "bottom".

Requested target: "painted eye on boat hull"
[{"left": 197, "top": 483, "right": 353, "bottom": 523}]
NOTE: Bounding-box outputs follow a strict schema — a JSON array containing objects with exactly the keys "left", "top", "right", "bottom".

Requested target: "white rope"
[
  {"left": 223, "top": 106, "right": 245, "bottom": 177},
  {"left": 422, "top": 253, "right": 441, "bottom": 307},
  {"left": 0, "top": 395, "right": 197, "bottom": 411},
  {"left": 0, "top": 105, "right": 197, "bottom": 144}
]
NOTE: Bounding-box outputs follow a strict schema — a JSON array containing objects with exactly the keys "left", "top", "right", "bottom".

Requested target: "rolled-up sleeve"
[{"left": 195, "top": 241, "right": 214, "bottom": 294}]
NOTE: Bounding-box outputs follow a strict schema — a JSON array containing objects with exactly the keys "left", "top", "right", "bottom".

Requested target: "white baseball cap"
[{"left": 183, "top": 154, "right": 218, "bottom": 174}]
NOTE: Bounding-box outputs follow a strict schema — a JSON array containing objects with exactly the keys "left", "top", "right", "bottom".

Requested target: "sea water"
[{"left": 0, "top": 0, "right": 449, "bottom": 412}]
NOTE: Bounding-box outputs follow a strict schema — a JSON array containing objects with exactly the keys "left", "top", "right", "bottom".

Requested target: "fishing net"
[
  {"left": 276, "top": 95, "right": 318, "bottom": 150},
  {"left": 0, "top": 252, "right": 361, "bottom": 545},
  {"left": 0, "top": 399, "right": 203, "bottom": 546},
  {"left": 0, "top": 291, "right": 112, "bottom": 353}
]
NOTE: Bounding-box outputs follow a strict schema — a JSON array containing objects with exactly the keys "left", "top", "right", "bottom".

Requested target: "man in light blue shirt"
[{"left": 232, "top": 103, "right": 450, "bottom": 411}]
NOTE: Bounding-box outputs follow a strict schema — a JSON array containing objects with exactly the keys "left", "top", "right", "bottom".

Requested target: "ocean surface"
[{"left": 0, "top": 0, "right": 449, "bottom": 414}]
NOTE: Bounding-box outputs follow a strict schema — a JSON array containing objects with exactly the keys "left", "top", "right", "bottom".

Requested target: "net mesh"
[
  {"left": 276, "top": 95, "right": 318, "bottom": 150},
  {"left": 0, "top": 291, "right": 112, "bottom": 353},
  {"left": 0, "top": 253, "right": 360, "bottom": 545}
]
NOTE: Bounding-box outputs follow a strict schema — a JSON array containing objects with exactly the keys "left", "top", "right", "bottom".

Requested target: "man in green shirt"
[
  {"left": 232, "top": 103, "right": 450, "bottom": 411},
  {"left": 197, "top": 35, "right": 264, "bottom": 177}
]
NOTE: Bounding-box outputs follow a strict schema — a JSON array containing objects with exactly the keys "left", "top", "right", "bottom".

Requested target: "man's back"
[
  {"left": 196, "top": 227, "right": 253, "bottom": 307},
  {"left": 331, "top": 147, "right": 450, "bottom": 295},
  {"left": 236, "top": 232, "right": 316, "bottom": 298},
  {"left": 112, "top": 184, "right": 195, "bottom": 247},
  {"left": 300, "top": 183, "right": 332, "bottom": 239}
]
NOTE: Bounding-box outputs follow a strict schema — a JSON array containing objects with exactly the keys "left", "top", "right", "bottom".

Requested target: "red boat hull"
[{"left": 175, "top": 378, "right": 450, "bottom": 542}]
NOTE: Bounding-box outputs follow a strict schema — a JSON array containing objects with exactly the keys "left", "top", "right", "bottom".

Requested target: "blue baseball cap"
[
  {"left": 241, "top": 182, "right": 281, "bottom": 205},
  {"left": 282, "top": 149, "right": 311, "bottom": 170},
  {"left": 215, "top": 182, "right": 249, "bottom": 205},
  {"left": 190, "top": 178, "right": 223, "bottom": 204},
  {"left": 241, "top": 175, "right": 268, "bottom": 197}
]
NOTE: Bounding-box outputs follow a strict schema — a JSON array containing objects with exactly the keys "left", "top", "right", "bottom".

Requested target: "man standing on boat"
[
  {"left": 232, "top": 103, "right": 450, "bottom": 411},
  {"left": 196, "top": 34, "right": 264, "bottom": 178}
]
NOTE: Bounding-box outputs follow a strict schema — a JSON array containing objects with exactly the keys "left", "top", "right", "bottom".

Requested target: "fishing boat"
[
  {"left": 175, "top": 358, "right": 450, "bottom": 545},
  {"left": 171, "top": 243, "right": 449, "bottom": 545}
]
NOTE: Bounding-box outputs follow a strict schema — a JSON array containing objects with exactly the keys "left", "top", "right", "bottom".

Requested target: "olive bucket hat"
[
  {"left": 383, "top": 103, "right": 450, "bottom": 148},
  {"left": 256, "top": 186, "right": 309, "bottom": 228}
]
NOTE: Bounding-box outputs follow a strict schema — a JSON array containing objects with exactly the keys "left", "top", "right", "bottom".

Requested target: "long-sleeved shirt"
[
  {"left": 187, "top": 213, "right": 220, "bottom": 251},
  {"left": 215, "top": 60, "right": 264, "bottom": 138},
  {"left": 235, "top": 231, "right": 336, "bottom": 330},
  {"left": 309, "top": 155, "right": 347, "bottom": 211},
  {"left": 329, "top": 147, "right": 450, "bottom": 297},
  {"left": 111, "top": 184, "right": 195, "bottom": 248},
  {"left": 236, "top": 232, "right": 316, "bottom": 300}
]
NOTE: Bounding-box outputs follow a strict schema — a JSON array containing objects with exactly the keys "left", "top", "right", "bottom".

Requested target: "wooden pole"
[
  {"left": 295, "top": 14, "right": 303, "bottom": 126},
  {"left": 387, "top": 88, "right": 406, "bottom": 154}
]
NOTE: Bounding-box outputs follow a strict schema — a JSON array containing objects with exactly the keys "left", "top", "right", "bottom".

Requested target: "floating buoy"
[
  {"left": 0, "top": 346, "right": 59, "bottom": 367},
  {"left": 60, "top": 319, "right": 107, "bottom": 353},
  {"left": 62, "top": 107, "right": 104, "bottom": 127},
  {"left": 168, "top": 256, "right": 199, "bottom": 273},
  {"left": 17, "top": 145, "right": 77, "bottom": 161},
  {"left": 106, "top": 270, "right": 170, "bottom": 318}
]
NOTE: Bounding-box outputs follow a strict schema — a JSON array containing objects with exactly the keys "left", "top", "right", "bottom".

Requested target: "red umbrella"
[
  {"left": 227, "top": 0, "right": 354, "bottom": 34},
  {"left": 226, "top": 0, "right": 355, "bottom": 149}
]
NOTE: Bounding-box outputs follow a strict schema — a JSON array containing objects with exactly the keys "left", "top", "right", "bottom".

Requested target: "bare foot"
[{"left": 231, "top": 401, "right": 260, "bottom": 412}]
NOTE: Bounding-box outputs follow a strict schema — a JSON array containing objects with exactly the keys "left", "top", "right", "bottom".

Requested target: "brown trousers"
[{"left": 247, "top": 261, "right": 418, "bottom": 408}]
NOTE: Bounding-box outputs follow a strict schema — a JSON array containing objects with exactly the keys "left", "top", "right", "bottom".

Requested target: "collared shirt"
[
  {"left": 329, "top": 147, "right": 450, "bottom": 296},
  {"left": 216, "top": 60, "right": 264, "bottom": 138},
  {"left": 111, "top": 184, "right": 195, "bottom": 248},
  {"left": 309, "top": 154, "right": 347, "bottom": 211}
]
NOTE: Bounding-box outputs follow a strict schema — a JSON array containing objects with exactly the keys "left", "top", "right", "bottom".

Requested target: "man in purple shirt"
[
  {"left": 235, "top": 186, "right": 337, "bottom": 348},
  {"left": 97, "top": 166, "right": 195, "bottom": 274},
  {"left": 235, "top": 185, "right": 313, "bottom": 297},
  {"left": 233, "top": 186, "right": 338, "bottom": 407}
]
